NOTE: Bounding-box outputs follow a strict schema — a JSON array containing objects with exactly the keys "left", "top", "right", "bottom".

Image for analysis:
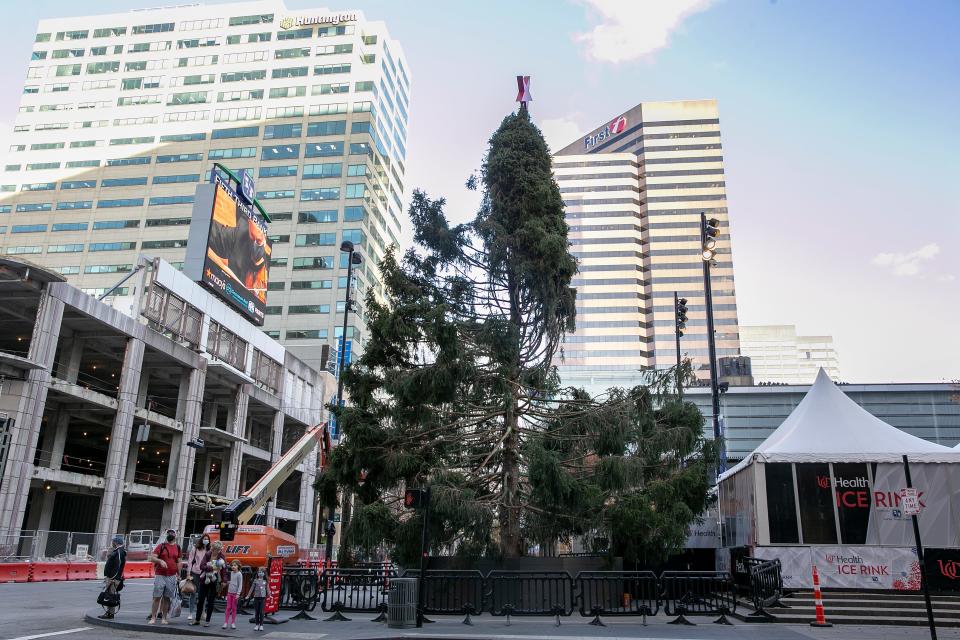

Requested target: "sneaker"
[
  {"left": 203, "top": 621, "right": 210, "bottom": 627},
  {"left": 231, "top": 624, "right": 236, "bottom": 629},
  {"left": 190, "top": 621, "right": 200, "bottom": 627},
  {"left": 222, "top": 624, "right": 228, "bottom": 629},
  {"left": 187, "top": 614, "right": 194, "bottom": 621},
  {"left": 97, "top": 613, "right": 114, "bottom": 620}
]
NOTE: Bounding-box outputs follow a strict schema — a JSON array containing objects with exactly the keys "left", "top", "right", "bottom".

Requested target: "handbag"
[
  {"left": 97, "top": 590, "right": 121, "bottom": 608},
  {"left": 179, "top": 578, "right": 195, "bottom": 594},
  {"left": 170, "top": 589, "right": 182, "bottom": 618}
]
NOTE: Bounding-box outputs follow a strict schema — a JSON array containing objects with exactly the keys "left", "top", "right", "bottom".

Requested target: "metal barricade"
[
  {"left": 282, "top": 567, "right": 319, "bottom": 619},
  {"left": 575, "top": 571, "right": 659, "bottom": 626},
  {"left": 406, "top": 569, "right": 485, "bottom": 624},
  {"left": 486, "top": 571, "right": 573, "bottom": 621},
  {"left": 660, "top": 571, "right": 736, "bottom": 625},
  {"left": 748, "top": 558, "right": 784, "bottom": 621},
  {"left": 319, "top": 567, "right": 396, "bottom": 621}
]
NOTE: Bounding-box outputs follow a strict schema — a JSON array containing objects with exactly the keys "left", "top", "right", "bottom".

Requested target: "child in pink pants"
[{"left": 223, "top": 561, "right": 243, "bottom": 629}]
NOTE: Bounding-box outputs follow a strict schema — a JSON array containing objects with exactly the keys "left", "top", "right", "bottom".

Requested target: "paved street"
[{"left": 0, "top": 579, "right": 957, "bottom": 640}]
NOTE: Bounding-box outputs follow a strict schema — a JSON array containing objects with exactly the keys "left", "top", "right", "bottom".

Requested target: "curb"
[{"left": 84, "top": 609, "right": 230, "bottom": 637}]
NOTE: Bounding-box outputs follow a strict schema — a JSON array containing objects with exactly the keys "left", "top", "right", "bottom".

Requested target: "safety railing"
[
  {"left": 747, "top": 558, "right": 785, "bottom": 621},
  {"left": 404, "top": 569, "right": 484, "bottom": 624},
  {"left": 660, "top": 571, "right": 736, "bottom": 625},
  {"left": 486, "top": 571, "right": 574, "bottom": 619},
  {"left": 318, "top": 566, "right": 397, "bottom": 621},
  {"left": 576, "top": 570, "right": 659, "bottom": 626}
]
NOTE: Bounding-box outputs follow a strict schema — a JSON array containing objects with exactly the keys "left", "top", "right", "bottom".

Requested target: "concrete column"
[
  {"left": 54, "top": 338, "right": 84, "bottom": 384},
  {"left": 48, "top": 413, "right": 70, "bottom": 471},
  {"left": 35, "top": 489, "right": 56, "bottom": 533},
  {"left": 124, "top": 438, "right": 139, "bottom": 483},
  {"left": 0, "top": 291, "right": 64, "bottom": 536},
  {"left": 95, "top": 337, "right": 145, "bottom": 548},
  {"left": 168, "top": 366, "right": 206, "bottom": 534},
  {"left": 265, "top": 410, "right": 284, "bottom": 527},
  {"left": 222, "top": 387, "right": 248, "bottom": 500},
  {"left": 296, "top": 464, "right": 315, "bottom": 548}
]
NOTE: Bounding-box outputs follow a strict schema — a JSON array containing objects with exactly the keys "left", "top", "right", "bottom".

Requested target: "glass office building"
[
  {"left": 553, "top": 99, "right": 740, "bottom": 383},
  {"left": 2, "top": 1, "right": 410, "bottom": 372}
]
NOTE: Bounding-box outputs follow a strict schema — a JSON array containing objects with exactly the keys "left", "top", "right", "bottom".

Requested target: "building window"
[
  {"left": 306, "top": 120, "right": 346, "bottom": 137},
  {"left": 47, "top": 244, "right": 84, "bottom": 253},
  {"left": 292, "top": 257, "right": 333, "bottom": 270},
  {"left": 263, "top": 124, "right": 302, "bottom": 139},
  {"left": 56, "top": 201, "right": 93, "bottom": 210},
  {"left": 12, "top": 224, "right": 48, "bottom": 233},
  {"left": 93, "top": 220, "right": 139, "bottom": 230},
  {"left": 259, "top": 165, "right": 298, "bottom": 178},
  {"left": 343, "top": 206, "right": 365, "bottom": 221},
  {"left": 295, "top": 233, "right": 336, "bottom": 247},
  {"left": 149, "top": 195, "right": 195, "bottom": 206},
  {"left": 261, "top": 144, "right": 300, "bottom": 160},
  {"left": 302, "top": 163, "right": 341, "bottom": 179},
  {"left": 141, "top": 239, "right": 188, "bottom": 249},
  {"left": 212, "top": 126, "right": 260, "bottom": 139},
  {"left": 90, "top": 242, "right": 136, "bottom": 251},
  {"left": 153, "top": 174, "right": 200, "bottom": 184},
  {"left": 298, "top": 210, "right": 337, "bottom": 223},
  {"left": 345, "top": 184, "right": 366, "bottom": 198},
  {"left": 208, "top": 147, "right": 256, "bottom": 160},
  {"left": 15, "top": 203, "right": 52, "bottom": 212},
  {"left": 85, "top": 264, "right": 132, "bottom": 274},
  {"left": 98, "top": 198, "right": 144, "bottom": 208},
  {"left": 304, "top": 142, "right": 344, "bottom": 157},
  {"left": 290, "top": 280, "right": 332, "bottom": 290},
  {"left": 102, "top": 177, "right": 148, "bottom": 187},
  {"left": 52, "top": 222, "right": 88, "bottom": 232},
  {"left": 300, "top": 188, "right": 339, "bottom": 201}
]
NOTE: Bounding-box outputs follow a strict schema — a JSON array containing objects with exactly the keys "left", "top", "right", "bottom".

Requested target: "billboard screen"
[{"left": 200, "top": 179, "right": 272, "bottom": 324}]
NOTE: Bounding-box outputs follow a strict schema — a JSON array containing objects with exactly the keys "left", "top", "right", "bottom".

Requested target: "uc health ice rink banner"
[{"left": 754, "top": 546, "right": 921, "bottom": 590}]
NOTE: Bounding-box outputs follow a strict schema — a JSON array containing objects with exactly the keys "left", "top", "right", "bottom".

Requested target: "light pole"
[
  {"left": 700, "top": 213, "right": 721, "bottom": 441},
  {"left": 323, "top": 240, "right": 362, "bottom": 567}
]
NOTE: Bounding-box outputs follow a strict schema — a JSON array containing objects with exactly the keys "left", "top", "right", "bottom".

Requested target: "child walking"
[
  {"left": 222, "top": 561, "right": 243, "bottom": 630},
  {"left": 251, "top": 567, "right": 267, "bottom": 631}
]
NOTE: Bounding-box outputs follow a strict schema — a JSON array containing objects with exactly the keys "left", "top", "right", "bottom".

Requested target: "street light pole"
[
  {"left": 323, "top": 240, "right": 361, "bottom": 568},
  {"left": 700, "top": 213, "right": 721, "bottom": 441}
]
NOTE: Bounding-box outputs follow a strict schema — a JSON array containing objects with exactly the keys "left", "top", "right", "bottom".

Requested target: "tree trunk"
[
  {"left": 500, "top": 389, "right": 522, "bottom": 557},
  {"left": 500, "top": 270, "right": 523, "bottom": 558}
]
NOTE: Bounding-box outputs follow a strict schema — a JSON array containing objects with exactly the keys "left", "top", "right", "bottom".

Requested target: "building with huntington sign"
[
  {"left": 552, "top": 99, "right": 740, "bottom": 385},
  {"left": 1, "top": 1, "right": 410, "bottom": 374}
]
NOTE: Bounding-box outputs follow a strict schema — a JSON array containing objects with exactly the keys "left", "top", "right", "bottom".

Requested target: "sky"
[{"left": 2, "top": 0, "right": 958, "bottom": 383}]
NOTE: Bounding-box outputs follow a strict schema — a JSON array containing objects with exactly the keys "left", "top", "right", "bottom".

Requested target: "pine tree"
[{"left": 318, "top": 106, "right": 715, "bottom": 564}]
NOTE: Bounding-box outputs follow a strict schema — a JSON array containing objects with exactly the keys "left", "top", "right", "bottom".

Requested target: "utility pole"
[
  {"left": 700, "top": 213, "right": 721, "bottom": 441},
  {"left": 323, "top": 240, "right": 362, "bottom": 568}
]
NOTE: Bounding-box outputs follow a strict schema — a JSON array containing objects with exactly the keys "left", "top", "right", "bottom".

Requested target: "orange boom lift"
[{"left": 205, "top": 423, "right": 329, "bottom": 568}]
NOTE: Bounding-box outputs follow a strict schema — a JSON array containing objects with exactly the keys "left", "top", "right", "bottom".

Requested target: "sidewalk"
[{"left": 83, "top": 605, "right": 960, "bottom": 640}]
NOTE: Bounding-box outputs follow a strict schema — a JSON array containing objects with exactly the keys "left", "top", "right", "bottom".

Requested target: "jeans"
[
  {"left": 224, "top": 593, "right": 238, "bottom": 626},
  {"left": 253, "top": 597, "right": 265, "bottom": 626},
  {"left": 195, "top": 579, "right": 216, "bottom": 622},
  {"left": 185, "top": 574, "right": 200, "bottom": 615}
]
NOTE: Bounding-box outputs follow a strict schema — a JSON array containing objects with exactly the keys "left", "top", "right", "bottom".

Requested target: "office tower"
[
  {"left": 553, "top": 99, "right": 740, "bottom": 384},
  {"left": 740, "top": 325, "right": 841, "bottom": 384},
  {"left": 2, "top": 1, "right": 410, "bottom": 372}
]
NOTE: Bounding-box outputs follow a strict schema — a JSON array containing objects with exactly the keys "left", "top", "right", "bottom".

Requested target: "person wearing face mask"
[
  {"left": 251, "top": 567, "right": 267, "bottom": 631},
  {"left": 183, "top": 535, "right": 209, "bottom": 622},
  {"left": 147, "top": 529, "right": 181, "bottom": 625}
]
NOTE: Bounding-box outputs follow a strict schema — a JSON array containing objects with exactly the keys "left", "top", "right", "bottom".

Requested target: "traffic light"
[
  {"left": 404, "top": 488, "right": 427, "bottom": 509},
  {"left": 675, "top": 297, "right": 688, "bottom": 337},
  {"left": 701, "top": 217, "right": 720, "bottom": 261}
]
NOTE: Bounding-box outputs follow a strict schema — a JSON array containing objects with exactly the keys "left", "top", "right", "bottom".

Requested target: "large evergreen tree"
[{"left": 318, "top": 106, "right": 716, "bottom": 564}]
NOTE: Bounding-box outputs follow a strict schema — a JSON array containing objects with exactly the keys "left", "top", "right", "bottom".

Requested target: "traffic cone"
[{"left": 810, "top": 564, "right": 833, "bottom": 627}]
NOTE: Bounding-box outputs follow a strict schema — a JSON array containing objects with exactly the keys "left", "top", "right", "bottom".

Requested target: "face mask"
[
  {"left": 166, "top": 534, "right": 175, "bottom": 542},
  {"left": 258, "top": 572, "right": 264, "bottom": 579},
  {"left": 202, "top": 539, "right": 209, "bottom": 547}
]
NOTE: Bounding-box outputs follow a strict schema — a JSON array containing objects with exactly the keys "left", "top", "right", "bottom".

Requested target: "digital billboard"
[{"left": 184, "top": 168, "right": 272, "bottom": 325}]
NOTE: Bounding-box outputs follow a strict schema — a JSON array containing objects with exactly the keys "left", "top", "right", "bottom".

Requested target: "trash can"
[{"left": 388, "top": 577, "right": 418, "bottom": 628}]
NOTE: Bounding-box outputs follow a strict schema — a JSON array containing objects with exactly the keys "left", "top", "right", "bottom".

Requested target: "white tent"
[{"left": 720, "top": 369, "right": 957, "bottom": 481}]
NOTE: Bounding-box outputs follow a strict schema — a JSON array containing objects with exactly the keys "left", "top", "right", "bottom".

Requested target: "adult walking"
[
  {"left": 98, "top": 535, "right": 126, "bottom": 620},
  {"left": 183, "top": 534, "right": 210, "bottom": 621},
  {"left": 192, "top": 540, "right": 225, "bottom": 627},
  {"left": 147, "top": 528, "right": 181, "bottom": 625}
]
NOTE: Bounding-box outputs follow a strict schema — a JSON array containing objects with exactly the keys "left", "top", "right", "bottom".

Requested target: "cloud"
[
  {"left": 539, "top": 116, "right": 584, "bottom": 151},
  {"left": 871, "top": 243, "right": 940, "bottom": 277},
  {"left": 573, "top": 0, "right": 716, "bottom": 63}
]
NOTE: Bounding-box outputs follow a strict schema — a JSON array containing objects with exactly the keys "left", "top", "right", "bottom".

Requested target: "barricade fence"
[
  {"left": 747, "top": 558, "right": 784, "bottom": 620},
  {"left": 357, "top": 569, "right": 739, "bottom": 624}
]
